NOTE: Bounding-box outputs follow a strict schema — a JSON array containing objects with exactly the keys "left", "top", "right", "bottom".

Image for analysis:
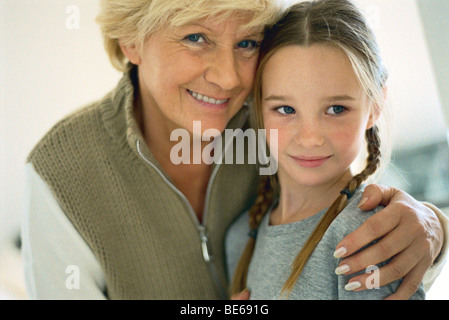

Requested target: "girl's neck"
[{"left": 270, "top": 169, "right": 354, "bottom": 226}]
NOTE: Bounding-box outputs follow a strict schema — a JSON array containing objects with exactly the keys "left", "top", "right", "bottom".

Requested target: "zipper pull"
[{"left": 198, "top": 225, "right": 211, "bottom": 263}]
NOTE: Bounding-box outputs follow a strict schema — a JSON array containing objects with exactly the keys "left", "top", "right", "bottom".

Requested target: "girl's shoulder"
[{"left": 325, "top": 185, "right": 384, "bottom": 242}]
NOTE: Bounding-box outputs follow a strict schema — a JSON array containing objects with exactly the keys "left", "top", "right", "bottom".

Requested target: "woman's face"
[
  {"left": 124, "top": 15, "right": 263, "bottom": 135},
  {"left": 262, "top": 44, "right": 377, "bottom": 189}
]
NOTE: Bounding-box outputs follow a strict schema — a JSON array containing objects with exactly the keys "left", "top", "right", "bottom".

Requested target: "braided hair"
[{"left": 281, "top": 125, "right": 381, "bottom": 296}]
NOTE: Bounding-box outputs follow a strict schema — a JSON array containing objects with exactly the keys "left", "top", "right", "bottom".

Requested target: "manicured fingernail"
[
  {"left": 358, "top": 197, "right": 368, "bottom": 208},
  {"left": 335, "top": 264, "right": 351, "bottom": 275},
  {"left": 333, "top": 247, "right": 347, "bottom": 258},
  {"left": 345, "top": 281, "right": 362, "bottom": 291}
]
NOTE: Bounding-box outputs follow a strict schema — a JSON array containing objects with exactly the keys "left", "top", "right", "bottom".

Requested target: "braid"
[
  {"left": 248, "top": 176, "right": 274, "bottom": 230},
  {"left": 281, "top": 125, "right": 382, "bottom": 297},
  {"left": 230, "top": 175, "right": 277, "bottom": 295},
  {"left": 345, "top": 125, "right": 381, "bottom": 194}
]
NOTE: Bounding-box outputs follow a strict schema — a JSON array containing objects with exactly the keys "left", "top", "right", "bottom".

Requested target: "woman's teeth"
[{"left": 188, "top": 90, "right": 228, "bottom": 105}]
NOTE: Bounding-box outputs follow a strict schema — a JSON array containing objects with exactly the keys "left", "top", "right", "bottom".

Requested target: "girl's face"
[
  {"left": 262, "top": 44, "right": 377, "bottom": 189},
  {"left": 123, "top": 14, "right": 263, "bottom": 135}
]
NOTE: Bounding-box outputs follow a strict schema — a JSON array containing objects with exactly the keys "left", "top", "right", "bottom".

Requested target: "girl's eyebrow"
[
  {"left": 264, "top": 95, "right": 356, "bottom": 102},
  {"left": 264, "top": 95, "right": 291, "bottom": 102},
  {"left": 324, "top": 95, "right": 356, "bottom": 101}
]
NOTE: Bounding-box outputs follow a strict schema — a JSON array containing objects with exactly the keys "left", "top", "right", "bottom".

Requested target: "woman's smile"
[{"left": 186, "top": 89, "right": 230, "bottom": 109}]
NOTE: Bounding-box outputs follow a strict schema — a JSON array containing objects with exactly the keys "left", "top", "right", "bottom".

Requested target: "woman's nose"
[
  {"left": 294, "top": 120, "right": 325, "bottom": 148},
  {"left": 205, "top": 48, "right": 240, "bottom": 91}
]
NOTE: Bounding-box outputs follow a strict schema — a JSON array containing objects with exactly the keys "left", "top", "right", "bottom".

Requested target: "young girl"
[{"left": 226, "top": 0, "right": 426, "bottom": 300}]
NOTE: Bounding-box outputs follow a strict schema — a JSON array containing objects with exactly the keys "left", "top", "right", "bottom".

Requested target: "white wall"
[
  {"left": 351, "top": 0, "right": 447, "bottom": 149},
  {"left": 1, "top": 0, "right": 6, "bottom": 250},
  {"left": 0, "top": 0, "right": 121, "bottom": 254},
  {"left": 417, "top": 0, "right": 449, "bottom": 128}
]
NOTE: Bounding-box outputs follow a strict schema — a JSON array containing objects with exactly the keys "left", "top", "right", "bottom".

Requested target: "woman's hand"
[{"left": 334, "top": 184, "right": 444, "bottom": 300}]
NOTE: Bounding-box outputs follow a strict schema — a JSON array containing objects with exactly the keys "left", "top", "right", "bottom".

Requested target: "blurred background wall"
[
  {"left": 0, "top": 0, "right": 122, "bottom": 299},
  {"left": 1, "top": 0, "right": 448, "bottom": 299}
]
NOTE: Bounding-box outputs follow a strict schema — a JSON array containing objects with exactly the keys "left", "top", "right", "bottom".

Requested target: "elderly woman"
[{"left": 23, "top": 0, "right": 447, "bottom": 300}]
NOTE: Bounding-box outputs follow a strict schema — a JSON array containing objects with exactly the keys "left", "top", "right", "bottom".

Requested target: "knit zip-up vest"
[{"left": 27, "top": 69, "right": 259, "bottom": 299}]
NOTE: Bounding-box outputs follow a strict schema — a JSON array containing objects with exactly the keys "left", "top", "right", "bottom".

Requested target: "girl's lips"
[{"left": 290, "top": 155, "right": 331, "bottom": 168}]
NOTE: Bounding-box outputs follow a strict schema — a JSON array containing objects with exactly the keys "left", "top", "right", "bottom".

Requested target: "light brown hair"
[{"left": 231, "top": 0, "right": 388, "bottom": 297}]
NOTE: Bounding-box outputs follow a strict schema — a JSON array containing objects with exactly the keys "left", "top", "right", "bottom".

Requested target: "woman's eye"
[
  {"left": 275, "top": 106, "right": 295, "bottom": 115},
  {"left": 237, "top": 40, "right": 260, "bottom": 50},
  {"left": 184, "top": 34, "right": 206, "bottom": 44},
  {"left": 326, "top": 105, "right": 346, "bottom": 115}
]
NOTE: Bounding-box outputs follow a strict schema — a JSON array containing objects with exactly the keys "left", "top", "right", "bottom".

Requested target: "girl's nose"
[{"left": 293, "top": 120, "right": 325, "bottom": 148}]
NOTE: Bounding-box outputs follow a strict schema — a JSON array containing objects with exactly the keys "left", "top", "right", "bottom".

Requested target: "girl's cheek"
[
  {"left": 263, "top": 118, "right": 281, "bottom": 148},
  {"left": 331, "top": 126, "right": 365, "bottom": 154},
  {"left": 267, "top": 126, "right": 290, "bottom": 158}
]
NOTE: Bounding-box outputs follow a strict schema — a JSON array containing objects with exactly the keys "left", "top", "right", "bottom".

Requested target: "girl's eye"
[
  {"left": 326, "top": 105, "right": 346, "bottom": 115},
  {"left": 275, "top": 106, "right": 295, "bottom": 115},
  {"left": 237, "top": 40, "right": 260, "bottom": 50},
  {"left": 184, "top": 34, "right": 206, "bottom": 44}
]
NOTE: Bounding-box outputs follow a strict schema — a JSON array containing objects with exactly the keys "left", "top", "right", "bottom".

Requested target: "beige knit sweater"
[{"left": 27, "top": 68, "right": 260, "bottom": 299}]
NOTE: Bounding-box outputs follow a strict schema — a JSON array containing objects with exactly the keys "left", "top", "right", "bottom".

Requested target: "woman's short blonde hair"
[{"left": 96, "top": 0, "right": 282, "bottom": 72}]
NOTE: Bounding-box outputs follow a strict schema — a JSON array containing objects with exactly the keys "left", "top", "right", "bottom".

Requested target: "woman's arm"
[
  {"left": 22, "top": 163, "right": 107, "bottom": 300},
  {"left": 420, "top": 202, "right": 448, "bottom": 290},
  {"left": 333, "top": 184, "right": 448, "bottom": 300}
]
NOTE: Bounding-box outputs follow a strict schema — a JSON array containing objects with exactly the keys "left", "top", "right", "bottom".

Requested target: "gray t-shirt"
[{"left": 225, "top": 187, "right": 426, "bottom": 300}]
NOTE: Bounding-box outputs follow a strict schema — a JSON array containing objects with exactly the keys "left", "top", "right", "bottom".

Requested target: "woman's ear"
[{"left": 119, "top": 40, "right": 141, "bottom": 65}]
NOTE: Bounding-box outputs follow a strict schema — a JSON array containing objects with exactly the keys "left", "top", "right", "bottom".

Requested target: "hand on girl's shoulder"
[{"left": 326, "top": 187, "right": 385, "bottom": 242}]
